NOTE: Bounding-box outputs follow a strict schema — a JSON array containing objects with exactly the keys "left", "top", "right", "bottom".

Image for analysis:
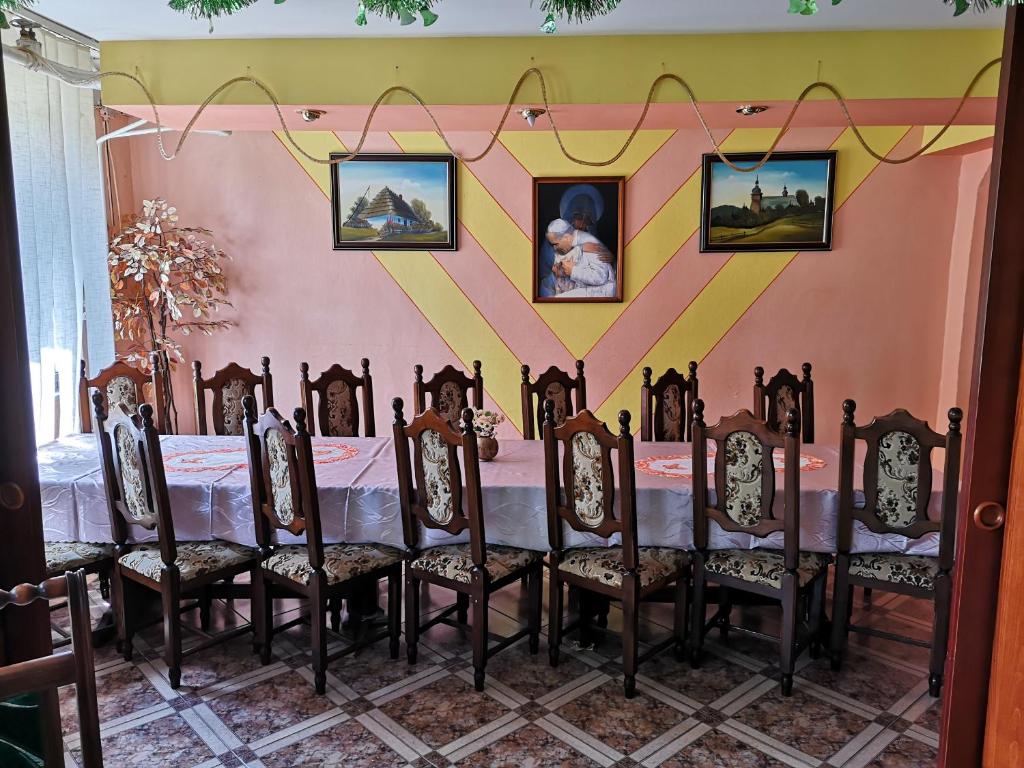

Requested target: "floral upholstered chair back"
[
  {"left": 299, "top": 360, "right": 375, "bottom": 438},
  {"left": 753, "top": 364, "right": 814, "bottom": 444},
  {"left": 836, "top": 401, "right": 963, "bottom": 563},
  {"left": 92, "top": 395, "right": 172, "bottom": 549},
  {"left": 543, "top": 402, "right": 639, "bottom": 555},
  {"left": 640, "top": 362, "right": 698, "bottom": 442},
  {"left": 193, "top": 358, "right": 274, "bottom": 436},
  {"left": 413, "top": 361, "right": 483, "bottom": 429},
  {"left": 521, "top": 361, "right": 587, "bottom": 440},
  {"left": 392, "top": 400, "right": 485, "bottom": 555},
  {"left": 79, "top": 360, "right": 158, "bottom": 434},
  {"left": 691, "top": 402, "right": 801, "bottom": 549},
  {"left": 243, "top": 399, "right": 315, "bottom": 544}
]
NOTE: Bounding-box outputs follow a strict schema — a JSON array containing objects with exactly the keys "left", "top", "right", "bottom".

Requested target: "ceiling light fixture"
[
  {"left": 736, "top": 105, "right": 769, "bottom": 116},
  {"left": 298, "top": 108, "right": 326, "bottom": 123},
  {"left": 520, "top": 108, "right": 546, "bottom": 127}
]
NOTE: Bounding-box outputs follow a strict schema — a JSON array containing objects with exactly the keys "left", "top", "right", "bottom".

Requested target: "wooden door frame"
[
  {"left": 939, "top": 8, "right": 1024, "bottom": 766},
  {"left": 0, "top": 46, "right": 63, "bottom": 765}
]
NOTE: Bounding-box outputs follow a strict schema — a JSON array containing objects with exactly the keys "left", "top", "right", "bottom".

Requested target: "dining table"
[{"left": 37, "top": 432, "right": 943, "bottom": 557}]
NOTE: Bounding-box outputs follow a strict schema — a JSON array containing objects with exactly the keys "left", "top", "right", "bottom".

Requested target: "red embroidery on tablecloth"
[{"left": 163, "top": 443, "right": 359, "bottom": 473}]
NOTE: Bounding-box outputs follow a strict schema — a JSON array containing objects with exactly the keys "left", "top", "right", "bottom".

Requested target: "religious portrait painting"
[
  {"left": 532, "top": 177, "right": 625, "bottom": 303},
  {"left": 330, "top": 153, "right": 457, "bottom": 251},
  {"left": 700, "top": 151, "right": 837, "bottom": 252}
]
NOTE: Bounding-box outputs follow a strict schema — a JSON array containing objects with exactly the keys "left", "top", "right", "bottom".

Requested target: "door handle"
[
  {"left": 973, "top": 501, "right": 1006, "bottom": 532},
  {"left": 0, "top": 482, "right": 25, "bottom": 511}
]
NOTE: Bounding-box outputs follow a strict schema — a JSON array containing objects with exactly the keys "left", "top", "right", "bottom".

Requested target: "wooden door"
[
  {"left": 939, "top": 8, "right": 1024, "bottom": 767},
  {"left": 0, "top": 47, "right": 62, "bottom": 765}
]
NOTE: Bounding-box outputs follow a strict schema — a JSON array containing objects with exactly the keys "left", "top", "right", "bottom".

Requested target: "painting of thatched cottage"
[{"left": 331, "top": 154, "right": 457, "bottom": 251}]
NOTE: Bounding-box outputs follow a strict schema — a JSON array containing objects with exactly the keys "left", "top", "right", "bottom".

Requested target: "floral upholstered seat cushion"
[
  {"left": 557, "top": 547, "right": 688, "bottom": 589},
  {"left": 704, "top": 549, "right": 831, "bottom": 590},
  {"left": 265, "top": 543, "right": 404, "bottom": 586},
  {"left": 45, "top": 541, "right": 116, "bottom": 575},
  {"left": 411, "top": 544, "right": 543, "bottom": 584},
  {"left": 848, "top": 553, "right": 939, "bottom": 591},
  {"left": 119, "top": 541, "right": 258, "bottom": 583}
]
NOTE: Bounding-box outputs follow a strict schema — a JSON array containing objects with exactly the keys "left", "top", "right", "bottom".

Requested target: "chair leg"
[
  {"left": 673, "top": 571, "right": 689, "bottom": 662},
  {"left": 388, "top": 570, "right": 402, "bottom": 660},
  {"left": 548, "top": 572, "right": 563, "bottom": 667},
  {"left": 779, "top": 579, "right": 798, "bottom": 697},
  {"left": 471, "top": 589, "right": 488, "bottom": 691},
  {"left": 310, "top": 580, "right": 328, "bottom": 695},
  {"left": 200, "top": 585, "right": 213, "bottom": 631},
  {"left": 718, "top": 585, "right": 733, "bottom": 642},
  {"left": 329, "top": 596, "right": 342, "bottom": 633},
  {"left": 808, "top": 577, "right": 826, "bottom": 659},
  {"left": 99, "top": 569, "right": 111, "bottom": 602},
  {"left": 162, "top": 578, "right": 182, "bottom": 689},
  {"left": 456, "top": 592, "right": 469, "bottom": 626},
  {"left": 929, "top": 572, "right": 953, "bottom": 697},
  {"left": 110, "top": 567, "right": 128, "bottom": 658},
  {"left": 405, "top": 569, "right": 420, "bottom": 665},
  {"left": 863, "top": 587, "right": 873, "bottom": 606},
  {"left": 622, "top": 584, "right": 639, "bottom": 699},
  {"left": 527, "top": 564, "right": 542, "bottom": 655},
  {"left": 253, "top": 568, "right": 273, "bottom": 664},
  {"left": 829, "top": 556, "right": 852, "bottom": 671},
  {"left": 690, "top": 560, "right": 706, "bottom": 668}
]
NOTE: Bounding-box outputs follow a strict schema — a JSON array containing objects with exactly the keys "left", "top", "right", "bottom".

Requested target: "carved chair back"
[
  {"left": 79, "top": 358, "right": 163, "bottom": 434},
  {"left": 93, "top": 395, "right": 177, "bottom": 565},
  {"left": 0, "top": 572, "right": 102, "bottom": 768},
  {"left": 521, "top": 360, "right": 587, "bottom": 439},
  {"left": 640, "top": 362, "right": 698, "bottom": 442},
  {"left": 836, "top": 400, "right": 963, "bottom": 571},
  {"left": 300, "top": 359, "right": 375, "bottom": 437},
  {"left": 753, "top": 363, "right": 814, "bottom": 444},
  {"left": 242, "top": 397, "right": 327, "bottom": 565},
  {"left": 193, "top": 357, "right": 274, "bottom": 436},
  {"left": 392, "top": 399, "right": 486, "bottom": 565},
  {"left": 691, "top": 401, "right": 802, "bottom": 569},
  {"left": 413, "top": 361, "right": 483, "bottom": 427},
  {"left": 543, "top": 401, "right": 639, "bottom": 568}
]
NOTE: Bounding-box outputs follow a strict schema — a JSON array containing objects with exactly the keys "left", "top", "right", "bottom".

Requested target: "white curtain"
[{"left": 2, "top": 29, "right": 113, "bottom": 444}]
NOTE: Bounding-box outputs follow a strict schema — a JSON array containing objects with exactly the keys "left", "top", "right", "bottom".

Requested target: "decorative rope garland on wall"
[{"left": 18, "top": 44, "right": 999, "bottom": 172}]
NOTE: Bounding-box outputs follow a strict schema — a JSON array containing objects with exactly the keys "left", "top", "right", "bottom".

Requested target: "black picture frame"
[
  {"left": 330, "top": 153, "right": 457, "bottom": 251},
  {"left": 700, "top": 150, "right": 837, "bottom": 253}
]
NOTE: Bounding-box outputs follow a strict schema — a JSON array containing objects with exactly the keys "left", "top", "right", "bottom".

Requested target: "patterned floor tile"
[
  {"left": 206, "top": 668, "right": 338, "bottom": 743},
  {"left": 453, "top": 723, "right": 602, "bottom": 767},
  {"left": 553, "top": 678, "right": 688, "bottom": 755},
  {"left": 328, "top": 641, "right": 434, "bottom": 697},
  {"left": 865, "top": 734, "right": 938, "bottom": 767},
  {"left": 376, "top": 673, "right": 512, "bottom": 749},
  {"left": 641, "top": 648, "right": 758, "bottom": 705},
  {"left": 914, "top": 699, "right": 942, "bottom": 734},
  {"left": 260, "top": 719, "right": 407, "bottom": 767},
  {"left": 81, "top": 713, "right": 215, "bottom": 767},
  {"left": 731, "top": 686, "right": 872, "bottom": 761},
  {"left": 796, "top": 651, "right": 922, "bottom": 711},
  {"left": 176, "top": 637, "right": 273, "bottom": 691},
  {"left": 658, "top": 729, "right": 789, "bottom": 768},
  {"left": 59, "top": 664, "right": 166, "bottom": 735},
  {"left": 485, "top": 643, "right": 593, "bottom": 701}
]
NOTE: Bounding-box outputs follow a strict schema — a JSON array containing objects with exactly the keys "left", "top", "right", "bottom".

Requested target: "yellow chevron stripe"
[
  {"left": 496, "top": 130, "right": 674, "bottom": 180},
  {"left": 921, "top": 125, "right": 994, "bottom": 155},
  {"left": 273, "top": 131, "right": 526, "bottom": 432},
  {"left": 595, "top": 125, "right": 912, "bottom": 424}
]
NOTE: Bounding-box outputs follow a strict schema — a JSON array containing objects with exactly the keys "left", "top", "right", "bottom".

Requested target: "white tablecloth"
[{"left": 38, "top": 434, "right": 942, "bottom": 555}]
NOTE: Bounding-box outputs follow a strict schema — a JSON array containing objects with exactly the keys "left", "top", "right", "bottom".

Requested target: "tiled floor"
[{"left": 56, "top": 580, "right": 941, "bottom": 767}]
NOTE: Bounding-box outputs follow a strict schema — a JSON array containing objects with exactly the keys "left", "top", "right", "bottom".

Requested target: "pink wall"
[{"left": 119, "top": 127, "right": 990, "bottom": 444}]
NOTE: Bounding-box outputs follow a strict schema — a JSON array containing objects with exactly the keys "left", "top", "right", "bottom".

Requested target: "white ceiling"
[{"left": 27, "top": 0, "right": 1005, "bottom": 42}]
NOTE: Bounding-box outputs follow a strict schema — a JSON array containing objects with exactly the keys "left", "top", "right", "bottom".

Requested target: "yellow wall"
[{"left": 100, "top": 29, "right": 1003, "bottom": 106}]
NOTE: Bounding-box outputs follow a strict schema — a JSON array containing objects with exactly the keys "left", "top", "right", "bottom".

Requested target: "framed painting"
[
  {"left": 532, "top": 177, "right": 624, "bottom": 303},
  {"left": 700, "top": 150, "right": 837, "bottom": 252},
  {"left": 330, "top": 153, "right": 457, "bottom": 251}
]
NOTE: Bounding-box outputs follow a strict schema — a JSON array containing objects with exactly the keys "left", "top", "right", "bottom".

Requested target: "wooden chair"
[
  {"left": 299, "top": 359, "right": 375, "bottom": 437},
  {"left": 754, "top": 363, "right": 814, "bottom": 444},
  {"left": 640, "top": 362, "right": 698, "bottom": 442},
  {"left": 0, "top": 571, "right": 102, "bottom": 768},
  {"left": 393, "top": 399, "right": 543, "bottom": 691},
  {"left": 413, "top": 360, "right": 483, "bottom": 426},
  {"left": 79, "top": 358, "right": 163, "bottom": 433},
  {"left": 521, "top": 360, "right": 586, "bottom": 440},
  {"left": 829, "top": 401, "right": 962, "bottom": 697},
  {"left": 193, "top": 357, "right": 274, "bottom": 435},
  {"left": 544, "top": 401, "right": 689, "bottom": 698},
  {"left": 242, "top": 398, "right": 403, "bottom": 695},
  {"left": 43, "top": 540, "right": 115, "bottom": 648},
  {"left": 690, "top": 401, "right": 830, "bottom": 696},
  {"left": 93, "top": 395, "right": 260, "bottom": 688}
]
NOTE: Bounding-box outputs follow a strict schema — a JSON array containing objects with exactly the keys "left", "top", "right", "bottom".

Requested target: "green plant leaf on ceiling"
[
  {"left": 803, "top": 0, "right": 1020, "bottom": 13},
  {"left": 166, "top": 0, "right": 259, "bottom": 19},
  {"left": 0, "top": 0, "right": 35, "bottom": 30}
]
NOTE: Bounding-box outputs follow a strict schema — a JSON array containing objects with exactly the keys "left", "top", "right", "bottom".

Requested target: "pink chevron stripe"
[
  {"left": 451, "top": 132, "right": 534, "bottom": 238},
  {"left": 584, "top": 126, "right": 848, "bottom": 406}
]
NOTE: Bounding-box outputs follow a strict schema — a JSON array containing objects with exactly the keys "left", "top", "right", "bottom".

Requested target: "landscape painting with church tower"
[
  {"left": 700, "top": 151, "right": 836, "bottom": 252},
  {"left": 330, "top": 153, "right": 457, "bottom": 250}
]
